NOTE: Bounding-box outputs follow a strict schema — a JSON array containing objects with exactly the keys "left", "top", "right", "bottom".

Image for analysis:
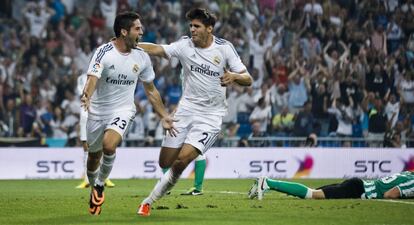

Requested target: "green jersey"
[{"left": 363, "top": 171, "right": 414, "bottom": 199}]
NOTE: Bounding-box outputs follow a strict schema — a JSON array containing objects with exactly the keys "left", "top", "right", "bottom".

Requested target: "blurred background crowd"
[{"left": 0, "top": 0, "right": 413, "bottom": 148}]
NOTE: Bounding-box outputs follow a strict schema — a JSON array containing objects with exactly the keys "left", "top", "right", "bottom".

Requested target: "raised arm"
[{"left": 137, "top": 42, "right": 167, "bottom": 58}]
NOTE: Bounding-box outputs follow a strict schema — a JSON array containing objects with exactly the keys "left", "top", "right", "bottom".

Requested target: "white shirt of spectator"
[
  {"left": 385, "top": 101, "right": 400, "bottom": 128},
  {"left": 161, "top": 36, "right": 247, "bottom": 116},
  {"left": 100, "top": 0, "right": 117, "bottom": 29},
  {"left": 249, "top": 105, "right": 272, "bottom": 133},
  {"left": 303, "top": 3, "right": 323, "bottom": 15},
  {"left": 86, "top": 42, "right": 155, "bottom": 120},
  {"left": 24, "top": 9, "right": 52, "bottom": 38},
  {"left": 400, "top": 79, "right": 414, "bottom": 104}
]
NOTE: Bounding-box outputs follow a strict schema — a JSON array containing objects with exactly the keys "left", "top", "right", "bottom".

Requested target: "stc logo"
[
  {"left": 354, "top": 160, "right": 391, "bottom": 173},
  {"left": 402, "top": 156, "right": 414, "bottom": 172},
  {"left": 249, "top": 160, "right": 286, "bottom": 173},
  {"left": 293, "top": 155, "right": 314, "bottom": 178},
  {"left": 37, "top": 160, "right": 74, "bottom": 173}
]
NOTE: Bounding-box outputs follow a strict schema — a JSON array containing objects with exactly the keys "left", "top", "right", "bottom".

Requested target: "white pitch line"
[
  {"left": 177, "top": 189, "right": 414, "bottom": 205},
  {"left": 375, "top": 199, "right": 414, "bottom": 205}
]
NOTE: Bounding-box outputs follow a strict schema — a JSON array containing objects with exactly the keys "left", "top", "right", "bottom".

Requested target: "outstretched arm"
[
  {"left": 137, "top": 43, "right": 167, "bottom": 58},
  {"left": 143, "top": 81, "right": 177, "bottom": 136}
]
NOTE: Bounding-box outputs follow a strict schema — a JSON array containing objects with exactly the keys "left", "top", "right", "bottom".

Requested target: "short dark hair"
[
  {"left": 185, "top": 8, "right": 216, "bottom": 28},
  {"left": 113, "top": 11, "right": 141, "bottom": 37}
]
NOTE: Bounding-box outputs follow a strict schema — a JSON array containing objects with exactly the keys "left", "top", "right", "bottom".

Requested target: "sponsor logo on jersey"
[
  {"left": 109, "top": 65, "right": 115, "bottom": 70},
  {"left": 106, "top": 73, "right": 135, "bottom": 85},
  {"left": 92, "top": 63, "right": 101, "bottom": 73},
  {"left": 190, "top": 64, "right": 220, "bottom": 77},
  {"left": 133, "top": 64, "right": 139, "bottom": 73},
  {"left": 213, "top": 56, "right": 221, "bottom": 65}
]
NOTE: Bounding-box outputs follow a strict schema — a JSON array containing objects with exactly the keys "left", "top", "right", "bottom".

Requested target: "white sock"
[
  {"left": 87, "top": 168, "right": 99, "bottom": 187},
  {"left": 83, "top": 151, "right": 89, "bottom": 183},
  {"left": 305, "top": 189, "right": 313, "bottom": 199},
  {"left": 95, "top": 153, "right": 116, "bottom": 186},
  {"left": 142, "top": 169, "right": 180, "bottom": 205}
]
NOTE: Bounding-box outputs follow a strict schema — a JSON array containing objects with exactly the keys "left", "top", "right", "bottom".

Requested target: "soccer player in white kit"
[
  {"left": 75, "top": 73, "right": 115, "bottom": 189},
  {"left": 136, "top": 8, "right": 253, "bottom": 216},
  {"left": 81, "top": 12, "right": 176, "bottom": 215}
]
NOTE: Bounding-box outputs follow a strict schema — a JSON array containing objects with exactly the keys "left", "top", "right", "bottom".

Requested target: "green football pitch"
[{"left": 0, "top": 179, "right": 413, "bottom": 225}]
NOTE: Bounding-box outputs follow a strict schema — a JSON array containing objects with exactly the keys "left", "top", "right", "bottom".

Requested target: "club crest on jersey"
[
  {"left": 132, "top": 64, "right": 139, "bottom": 73},
  {"left": 213, "top": 56, "right": 221, "bottom": 65}
]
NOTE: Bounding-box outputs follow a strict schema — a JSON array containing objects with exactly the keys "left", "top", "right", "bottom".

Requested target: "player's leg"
[
  {"left": 76, "top": 109, "right": 90, "bottom": 189},
  {"left": 248, "top": 177, "right": 314, "bottom": 200},
  {"left": 317, "top": 178, "right": 364, "bottom": 199},
  {"left": 138, "top": 145, "right": 199, "bottom": 216},
  {"left": 182, "top": 154, "right": 206, "bottom": 195},
  {"left": 94, "top": 129, "right": 122, "bottom": 186}
]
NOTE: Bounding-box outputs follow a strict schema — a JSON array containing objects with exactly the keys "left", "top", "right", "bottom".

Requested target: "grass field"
[{"left": 0, "top": 179, "right": 413, "bottom": 225}]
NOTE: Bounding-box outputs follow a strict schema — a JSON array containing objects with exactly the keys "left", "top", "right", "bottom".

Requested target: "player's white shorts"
[
  {"left": 162, "top": 112, "right": 222, "bottom": 154},
  {"left": 79, "top": 109, "right": 88, "bottom": 141},
  {"left": 87, "top": 111, "right": 135, "bottom": 153}
]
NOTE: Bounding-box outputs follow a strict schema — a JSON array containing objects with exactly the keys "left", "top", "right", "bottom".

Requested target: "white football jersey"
[
  {"left": 162, "top": 36, "right": 247, "bottom": 116},
  {"left": 86, "top": 42, "right": 155, "bottom": 120}
]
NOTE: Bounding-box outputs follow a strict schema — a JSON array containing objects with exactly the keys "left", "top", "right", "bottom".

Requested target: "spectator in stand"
[
  {"left": 287, "top": 63, "right": 310, "bottom": 114},
  {"left": 398, "top": 71, "right": 414, "bottom": 113},
  {"left": 19, "top": 92, "right": 37, "bottom": 136},
  {"left": 310, "top": 82, "right": 329, "bottom": 136},
  {"left": 249, "top": 121, "right": 270, "bottom": 147},
  {"left": 0, "top": 98, "right": 18, "bottom": 137},
  {"left": 366, "top": 64, "right": 391, "bottom": 98},
  {"left": 249, "top": 97, "right": 272, "bottom": 134},
  {"left": 363, "top": 96, "right": 388, "bottom": 147},
  {"left": 271, "top": 106, "right": 294, "bottom": 137},
  {"left": 293, "top": 100, "right": 314, "bottom": 138},
  {"left": 22, "top": 2, "right": 55, "bottom": 39},
  {"left": 270, "top": 83, "right": 289, "bottom": 114}
]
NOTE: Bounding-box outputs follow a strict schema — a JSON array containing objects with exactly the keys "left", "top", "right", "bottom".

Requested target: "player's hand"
[
  {"left": 80, "top": 94, "right": 90, "bottom": 112},
  {"left": 161, "top": 115, "right": 179, "bottom": 137},
  {"left": 220, "top": 68, "right": 236, "bottom": 86}
]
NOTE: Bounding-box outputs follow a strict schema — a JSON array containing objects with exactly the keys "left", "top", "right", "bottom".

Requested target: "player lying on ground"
[{"left": 248, "top": 171, "right": 414, "bottom": 200}]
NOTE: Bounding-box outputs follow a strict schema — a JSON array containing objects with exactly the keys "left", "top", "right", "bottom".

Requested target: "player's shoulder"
[
  {"left": 132, "top": 46, "right": 151, "bottom": 58},
  {"left": 173, "top": 36, "right": 191, "bottom": 44},
  {"left": 96, "top": 42, "right": 114, "bottom": 52},
  {"left": 214, "top": 36, "right": 236, "bottom": 50},
  {"left": 214, "top": 36, "right": 230, "bottom": 45},
  {"left": 94, "top": 42, "right": 114, "bottom": 62}
]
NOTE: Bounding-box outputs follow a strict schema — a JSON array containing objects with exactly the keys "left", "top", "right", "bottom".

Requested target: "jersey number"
[
  {"left": 198, "top": 132, "right": 213, "bottom": 146},
  {"left": 111, "top": 117, "right": 127, "bottom": 130}
]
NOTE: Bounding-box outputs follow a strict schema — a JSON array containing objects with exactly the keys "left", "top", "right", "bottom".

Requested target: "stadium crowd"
[{"left": 0, "top": 0, "right": 413, "bottom": 148}]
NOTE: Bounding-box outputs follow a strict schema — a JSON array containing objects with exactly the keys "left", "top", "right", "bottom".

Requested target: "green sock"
[
  {"left": 162, "top": 168, "right": 169, "bottom": 174},
  {"left": 266, "top": 179, "right": 312, "bottom": 199},
  {"left": 194, "top": 159, "right": 206, "bottom": 191}
]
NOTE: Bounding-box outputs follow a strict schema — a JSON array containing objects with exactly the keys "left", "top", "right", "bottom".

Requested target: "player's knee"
[
  {"left": 159, "top": 160, "right": 172, "bottom": 169},
  {"left": 102, "top": 143, "right": 116, "bottom": 154},
  {"left": 172, "top": 158, "right": 190, "bottom": 172}
]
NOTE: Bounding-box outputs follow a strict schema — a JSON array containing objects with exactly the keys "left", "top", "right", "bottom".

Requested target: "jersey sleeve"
[
  {"left": 224, "top": 42, "right": 247, "bottom": 73},
  {"left": 161, "top": 36, "right": 189, "bottom": 59},
  {"left": 87, "top": 44, "right": 111, "bottom": 79},
  {"left": 139, "top": 53, "right": 155, "bottom": 83}
]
